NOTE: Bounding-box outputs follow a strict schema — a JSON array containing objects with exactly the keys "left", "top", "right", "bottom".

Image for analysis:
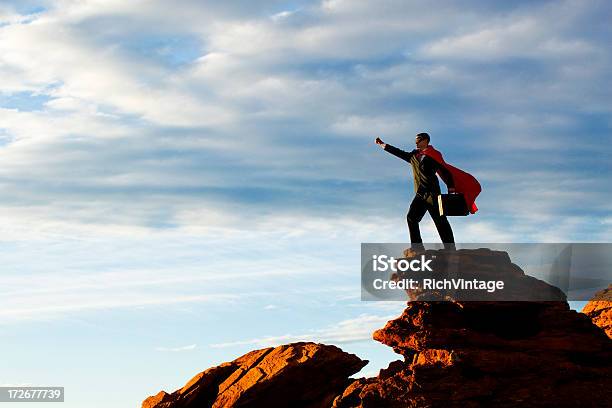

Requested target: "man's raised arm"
[{"left": 375, "top": 137, "right": 415, "bottom": 162}]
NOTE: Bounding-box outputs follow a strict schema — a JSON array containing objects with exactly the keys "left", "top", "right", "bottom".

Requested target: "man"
[{"left": 375, "top": 133, "right": 455, "bottom": 246}]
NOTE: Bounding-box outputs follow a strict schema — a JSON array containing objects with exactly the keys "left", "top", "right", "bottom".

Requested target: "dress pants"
[{"left": 407, "top": 194, "right": 455, "bottom": 245}]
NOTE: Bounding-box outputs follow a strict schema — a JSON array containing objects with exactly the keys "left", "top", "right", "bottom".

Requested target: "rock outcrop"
[
  {"left": 582, "top": 284, "right": 612, "bottom": 339},
  {"left": 142, "top": 342, "right": 367, "bottom": 408},
  {"left": 333, "top": 249, "right": 612, "bottom": 407},
  {"left": 143, "top": 249, "right": 612, "bottom": 408}
]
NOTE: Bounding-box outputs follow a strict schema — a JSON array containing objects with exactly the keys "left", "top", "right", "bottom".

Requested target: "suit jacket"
[{"left": 384, "top": 143, "right": 454, "bottom": 205}]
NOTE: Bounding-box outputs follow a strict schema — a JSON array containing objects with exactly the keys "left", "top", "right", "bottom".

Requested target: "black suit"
[{"left": 383, "top": 144, "right": 455, "bottom": 245}]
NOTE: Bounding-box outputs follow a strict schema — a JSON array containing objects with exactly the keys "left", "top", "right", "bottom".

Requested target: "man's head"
[{"left": 415, "top": 132, "right": 430, "bottom": 150}]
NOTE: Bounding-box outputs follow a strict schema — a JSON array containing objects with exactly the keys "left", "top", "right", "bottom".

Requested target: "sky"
[{"left": 0, "top": 0, "right": 611, "bottom": 407}]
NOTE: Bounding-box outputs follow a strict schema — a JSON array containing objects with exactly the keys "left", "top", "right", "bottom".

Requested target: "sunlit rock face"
[
  {"left": 142, "top": 342, "right": 367, "bottom": 408},
  {"left": 143, "top": 249, "right": 612, "bottom": 408},
  {"left": 583, "top": 284, "right": 612, "bottom": 339},
  {"left": 333, "top": 249, "right": 612, "bottom": 408}
]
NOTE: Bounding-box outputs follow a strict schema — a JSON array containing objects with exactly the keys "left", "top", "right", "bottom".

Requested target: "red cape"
[{"left": 421, "top": 146, "right": 481, "bottom": 214}]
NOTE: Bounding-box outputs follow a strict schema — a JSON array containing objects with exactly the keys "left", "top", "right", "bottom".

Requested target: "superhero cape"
[{"left": 420, "top": 145, "right": 481, "bottom": 214}]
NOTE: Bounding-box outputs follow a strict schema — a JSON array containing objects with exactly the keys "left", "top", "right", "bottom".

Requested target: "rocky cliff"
[
  {"left": 582, "top": 284, "right": 612, "bottom": 339},
  {"left": 142, "top": 342, "right": 367, "bottom": 408},
  {"left": 333, "top": 249, "right": 612, "bottom": 407},
  {"left": 143, "top": 248, "right": 612, "bottom": 408},
  {"left": 334, "top": 301, "right": 611, "bottom": 407}
]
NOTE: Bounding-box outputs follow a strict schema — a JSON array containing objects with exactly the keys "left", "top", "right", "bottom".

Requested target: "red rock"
[
  {"left": 333, "top": 249, "right": 612, "bottom": 407},
  {"left": 582, "top": 284, "right": 612, "bottom": 339},
  {"left": 144, "top": 249, "right": 612, "bottom": 407},
  {"left": 142, "top": 342, "right": 367, "bottom": 408}
]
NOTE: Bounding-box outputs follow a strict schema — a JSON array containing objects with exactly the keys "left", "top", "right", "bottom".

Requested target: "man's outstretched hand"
[{"left": 375, "top": 137, "right": 386, "bottom": 149}]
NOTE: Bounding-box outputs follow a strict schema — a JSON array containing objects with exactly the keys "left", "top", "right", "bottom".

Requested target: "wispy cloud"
[
  {"left": 1, "top": 4, "right": 609, "bottom": 407},
  {"left": 0, "top": 1, "right": 609, "bottom": 244},
  {"left": 0, "top": 292, "right": 239, "bottom": 323},
  {"left": 209, "top": 313, "right": 396, "bottom": 348},
  {"left": 0, "top": 1, "right": 610, "bottom": 327},
  {"left": 156, "top": 344, "right": 197, "bottom": 352}
]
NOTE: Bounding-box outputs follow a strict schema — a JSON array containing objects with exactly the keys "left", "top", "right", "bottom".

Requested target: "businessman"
[{"left": 375, "top": 133, "right": 455, "bottom": 246}]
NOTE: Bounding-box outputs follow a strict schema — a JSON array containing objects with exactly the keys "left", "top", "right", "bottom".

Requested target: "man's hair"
[{"left": 416, "top": 132, "right": 430, "bottom": 143}]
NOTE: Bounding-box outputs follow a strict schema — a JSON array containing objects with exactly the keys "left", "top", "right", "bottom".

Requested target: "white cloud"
[
  {"left": 0, "top": 292, "right": 240, "bottom": 323},
  {"left": 209, "top": 313, "right": 396, "bottom": 348},
  {"left": 0, "top": 0, "right": 609, "bottom": 241},
  {"left": 423, "top": 18, "right": 591, "bottom": 60},
  {"left": 0, "top": 382, "right": 34, "bottom": 387},
  {"left": 0, "top": 12, "right": 235, "bottom": 128},
  {"left": 156, "top": 344, "right": 197, "bottom": 352},
  {"left": 331, "top": 113, "right": 422, "bottom": 138},
  {"left": 270, "top": 10, "right": 296, "bottom": 22}
]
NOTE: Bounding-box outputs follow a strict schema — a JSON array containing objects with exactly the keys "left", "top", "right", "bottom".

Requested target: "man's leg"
[
  {"left": 407, "top": 195, "right": 428, "bottom": 245},
  {"left": 427, "top": 201, "right": 455, "bottom": 246}
]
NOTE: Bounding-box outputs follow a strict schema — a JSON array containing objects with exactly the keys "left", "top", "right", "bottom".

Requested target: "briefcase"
[{"left": 438, "top": 193, "right": 469, "bottom": 216}]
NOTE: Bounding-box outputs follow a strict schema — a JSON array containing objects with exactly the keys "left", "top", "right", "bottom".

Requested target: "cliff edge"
[{"left": 143, "top": 249, "right": 612, "bottom": 408}]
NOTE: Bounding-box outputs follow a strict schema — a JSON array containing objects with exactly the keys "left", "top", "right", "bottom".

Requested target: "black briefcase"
[{"left": 438, "top": 193, "right": 469, "bottom": 216}]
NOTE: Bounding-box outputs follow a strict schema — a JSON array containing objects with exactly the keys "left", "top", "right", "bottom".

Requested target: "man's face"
[{"left": 415, "top": 136, "right": 428, "bottom": 150}]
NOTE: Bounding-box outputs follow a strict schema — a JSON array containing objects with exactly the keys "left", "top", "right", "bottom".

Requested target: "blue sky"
[{"left": 0, "top": 1, "right": 610, "bottom": 407}]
